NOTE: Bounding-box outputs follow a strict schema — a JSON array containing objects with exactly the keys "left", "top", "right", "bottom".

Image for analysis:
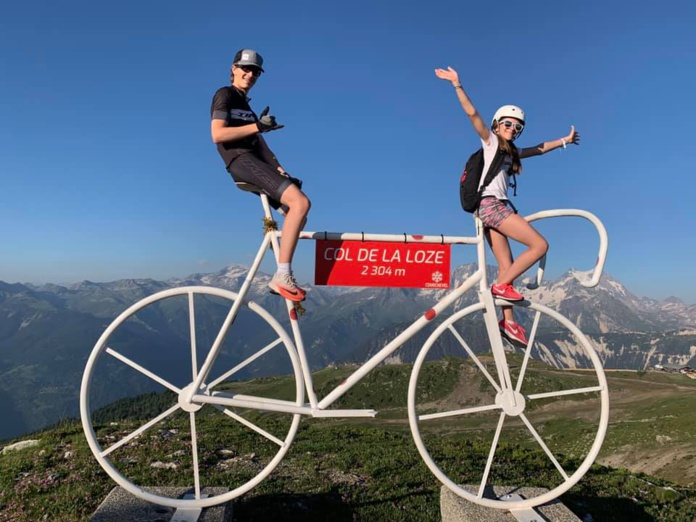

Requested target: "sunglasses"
[
  {"left": 238, "top": 65, "right": 263, "bottom": 76},
  {"left": 499, "top": 120, "right": 524, "bottom": 132}
]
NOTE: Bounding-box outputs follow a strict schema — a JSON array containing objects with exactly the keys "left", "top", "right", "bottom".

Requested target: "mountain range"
[{"left": 0, "top": 264, "right": 694, "bottom": 441}]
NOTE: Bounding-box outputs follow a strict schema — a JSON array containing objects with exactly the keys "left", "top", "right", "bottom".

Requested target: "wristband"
[
  {"left": 561, "top": 138, "right": 567, "bottom": 149},
  {"left": 453, "top": 84, "right": 462, "bottom": 89}
]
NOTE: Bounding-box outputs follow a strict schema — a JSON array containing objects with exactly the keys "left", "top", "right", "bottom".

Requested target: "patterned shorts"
[{"left": 476, "top": 197, "right": 514, "bottom": 229}]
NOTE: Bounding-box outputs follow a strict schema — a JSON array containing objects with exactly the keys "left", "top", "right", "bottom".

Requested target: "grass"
[{"left": 1, "top": 358, "right": 695, "bottom": 521}]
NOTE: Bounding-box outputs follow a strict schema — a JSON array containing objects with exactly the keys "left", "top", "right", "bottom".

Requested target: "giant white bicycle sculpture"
[{"left": 81, "top": 182, "right": 609, "bottom": 511}]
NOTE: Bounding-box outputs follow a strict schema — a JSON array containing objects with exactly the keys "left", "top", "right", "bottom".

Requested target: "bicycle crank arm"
[
  {"left": 201, "top": 393, "right": 377, "bottom": 418},
  {"left": 311, "top": 408, "right": 377, "bottom": 418}
]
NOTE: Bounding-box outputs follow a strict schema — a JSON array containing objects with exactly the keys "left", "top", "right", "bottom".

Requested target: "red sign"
[{"left": 315, "top": 240, "right": 450, "bottom": 289}]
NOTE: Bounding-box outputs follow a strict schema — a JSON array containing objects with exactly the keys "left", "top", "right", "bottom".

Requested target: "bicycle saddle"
[{"left": 235, "top": 181, "right": 262, "bottom": 194}]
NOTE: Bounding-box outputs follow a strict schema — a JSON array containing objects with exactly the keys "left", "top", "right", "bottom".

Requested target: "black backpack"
[{"left": 459, "top": 147, "right": 510, "bottom": 213}]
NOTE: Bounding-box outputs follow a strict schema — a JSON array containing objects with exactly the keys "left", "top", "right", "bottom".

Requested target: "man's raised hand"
[{"left": 257, "top": 106, "right": 284, "bottom": 133}]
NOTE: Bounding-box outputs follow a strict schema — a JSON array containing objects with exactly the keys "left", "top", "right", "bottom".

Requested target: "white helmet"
[{"left": 491, "top": 105, "right": 526, "bottom": 137}]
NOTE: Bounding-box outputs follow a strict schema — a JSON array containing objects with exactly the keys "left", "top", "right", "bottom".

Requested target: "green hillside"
[{"left": 1, "top": 359, "right": 694, "bottom": 521}]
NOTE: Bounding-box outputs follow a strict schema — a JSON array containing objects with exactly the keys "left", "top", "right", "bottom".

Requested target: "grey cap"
[{"left": 233, "top": 49, "right": 264, "bottom": 72}]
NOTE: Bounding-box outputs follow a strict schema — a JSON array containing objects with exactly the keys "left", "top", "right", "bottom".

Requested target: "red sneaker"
[
  {"left": 269, "top": 273, "right": 306, "bottom": 302},
  {"left": 499, "top": 319, "right": 528, "bottom": 348},
  {"left": 491, "top": 283, "right": 524, "bottom": 302}
]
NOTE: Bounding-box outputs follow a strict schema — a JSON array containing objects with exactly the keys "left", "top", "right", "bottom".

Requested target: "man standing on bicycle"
[{"left": 210, "top": 49, "right": 310, "bottom": 302}]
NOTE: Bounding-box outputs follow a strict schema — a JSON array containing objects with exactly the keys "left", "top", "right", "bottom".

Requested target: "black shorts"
[{"left": 226, "top": 153, "right": 296, "bottom": 213}]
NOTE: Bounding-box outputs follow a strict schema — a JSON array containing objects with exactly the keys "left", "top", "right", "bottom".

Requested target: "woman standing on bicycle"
[
  {"left": 211, "top": 49, "right": 310, "bottom": 302},
  {"left": 435, "top": 66, "right": 579, "bottom": 347}
]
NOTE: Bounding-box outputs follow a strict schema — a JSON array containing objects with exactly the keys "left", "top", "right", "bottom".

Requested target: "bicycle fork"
[{"left": 479, "top": 290, "right": 517, "bottom": 399}]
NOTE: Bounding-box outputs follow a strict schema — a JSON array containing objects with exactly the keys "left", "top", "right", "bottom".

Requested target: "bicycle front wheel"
[
  {"left": 80, "top": 286, "right": 304, "bottom": 508},
  {"left": 408, "top": 300, "right": 609, "bottom": 510}
]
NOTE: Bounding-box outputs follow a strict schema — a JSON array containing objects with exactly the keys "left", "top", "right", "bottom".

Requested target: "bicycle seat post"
[
  {"left": 474, "top": 216, "right": 491, "bottom": 293},
  {"left": 234, "top": 181, "right": 275, "bottom": 221},
  {"left": 258, "top": 193, "right": 275, "bottom": 222},
  {"left": 257, "top": 193, "right": 283, "bottom": 265}
]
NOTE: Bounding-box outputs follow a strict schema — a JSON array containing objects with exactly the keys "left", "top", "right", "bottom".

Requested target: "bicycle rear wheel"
[
  {"left": 80, "top": 286, "right": 304, "bottom": 508},
  {"left": 408, "top": 299, "right": 609, "bottom": 510}
]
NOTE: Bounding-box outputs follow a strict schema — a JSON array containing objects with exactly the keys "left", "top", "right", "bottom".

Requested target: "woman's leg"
[
  {"left": 487, "top": 219, "right": 537, "bottom": 345},
  {"left": 478, "top": 201, "right": 544, "bottom": 346},
  {"left": 485, "top": 227, "right": 515, "bottom": 322},
  {"left": 483, "top": 208, "right": 546, "bottom": 329},
  {"left": 485, "top": 227, "right": 514, "bottom": 278},
  {"left": 494, "top": 213, "right": 548, "bottom": 285}
]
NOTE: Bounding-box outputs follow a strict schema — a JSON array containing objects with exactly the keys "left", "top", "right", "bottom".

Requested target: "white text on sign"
[
  {"left": 322, "top": 247, "right": 446, "bottom": 265},
  {"left": 315, "top": 240, "right": 451, "bottom": 289}
]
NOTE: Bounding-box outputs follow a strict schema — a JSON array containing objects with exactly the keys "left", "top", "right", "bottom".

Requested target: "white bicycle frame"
[
  {"left": 79, "top": 186, "right": 610, "bottom": 511},
  {"left": 183, "top": 194, "right": 608, "bottom": 420}
]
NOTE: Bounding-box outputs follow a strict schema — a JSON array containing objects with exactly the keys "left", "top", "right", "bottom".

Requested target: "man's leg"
[
  {"left": 277, "top": 184, "right": 311, "bottom": 265},
  {"left": 227, "top": 154, "right": 311, "bottom": 301}
]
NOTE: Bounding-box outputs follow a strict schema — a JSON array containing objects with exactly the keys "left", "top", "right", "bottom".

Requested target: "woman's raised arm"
[
  {"left": 519, "top": 126, "right": 581, "bottom": 158},
  {"left": 435, "top": 66, "right": 490, "bottom": 143}
]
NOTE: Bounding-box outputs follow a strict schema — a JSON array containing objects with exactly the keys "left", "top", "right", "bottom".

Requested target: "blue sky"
[{"left": 1, "top": 1, "right": 694, "bottom": 303}]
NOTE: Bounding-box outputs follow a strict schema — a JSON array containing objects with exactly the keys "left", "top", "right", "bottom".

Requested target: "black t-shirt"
[{"left": 210, "top": 86, "right": 261, "bottom": 167}]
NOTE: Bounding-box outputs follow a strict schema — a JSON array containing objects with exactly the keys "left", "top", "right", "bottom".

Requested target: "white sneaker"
[{"left": 268, "top": 273, "right": 306, "bottom": 302}]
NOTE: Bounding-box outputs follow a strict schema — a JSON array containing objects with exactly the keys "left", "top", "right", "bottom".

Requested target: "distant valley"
[{"left": 0, "top": 264, "right": 694, "bottom": 440}]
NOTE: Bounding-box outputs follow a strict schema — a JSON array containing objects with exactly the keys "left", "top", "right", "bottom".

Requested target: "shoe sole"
[
  {"left": 500, "top": 329, "right": 528, "bottom": 348},
  {"left": 268, "top": 285, "right": 306, "bottom": 302},
  {"left": 492, "top": 292, "right": 524, "bottom": 302}
]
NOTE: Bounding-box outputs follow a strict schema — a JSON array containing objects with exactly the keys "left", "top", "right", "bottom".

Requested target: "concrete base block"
[
  {"left": 441, "top": 486, "right": 581, "bottom": 522},
  {"left": 90, "top": 486, "right": 233, "bottom": 522}
]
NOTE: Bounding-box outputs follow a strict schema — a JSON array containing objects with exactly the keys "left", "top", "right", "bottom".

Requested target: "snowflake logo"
[{"left": 431, "top": 271, "right": 443, "bottom": 283}]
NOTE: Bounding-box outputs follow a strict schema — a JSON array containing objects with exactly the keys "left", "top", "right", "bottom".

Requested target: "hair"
[
  {"left": 229, "top": 66, "right": 235, "bottom": 85},
  {"left": 492, "top": 122, "right": 522, "bottom": 174}
]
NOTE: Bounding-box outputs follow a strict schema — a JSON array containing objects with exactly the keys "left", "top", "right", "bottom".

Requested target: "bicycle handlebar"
[
  {"left": 523, "top": 209, "right": 608, "bottom": 289},
  {"left": 295, "top": 208, "right": 607, "bottom": 289}
]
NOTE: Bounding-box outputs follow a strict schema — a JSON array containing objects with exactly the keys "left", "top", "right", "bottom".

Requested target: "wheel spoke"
[
  {"left": 519, "top": 413, "right": 569, "bottom": 480},
  {"left": 190, "top": 412, "right": 201, "bottom": 499},
  {"left": 478, "top": 412, "right": 506, "bottom": 498},
  {"left": 212, "top": 404, "right": 285, "bottom": 446},
  {"left": 188, "top": 292, "right": 199, "bottom": 380},
  {"left": 419, "top": 403, "right": 500, "bottom": 421},
  {"left": 408, "top": 299, "right": 609, "bottom": 510},
  {"left": 82, "top": 286, "right": 304, "bottom": 508},
  {"left": 527, "top": 385, "right": 604, "bottom": 400},
  {"left": 105, "top": 347, "right": 181, "bottom": 394},
  {"left": 515, "top": 310, "right": 542, "bottom": 393},
  {"left": 101, "top": 403, "right": 180, "bottom": 457},
  {"left": 448, "top": 325, "right": 501, "bottom": 393},
  {"left": 191, "top": 300, "right": 244, "bottom": 398},
  {"left": 208, "top": 338, "right": 284, "bottom": 388}
]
